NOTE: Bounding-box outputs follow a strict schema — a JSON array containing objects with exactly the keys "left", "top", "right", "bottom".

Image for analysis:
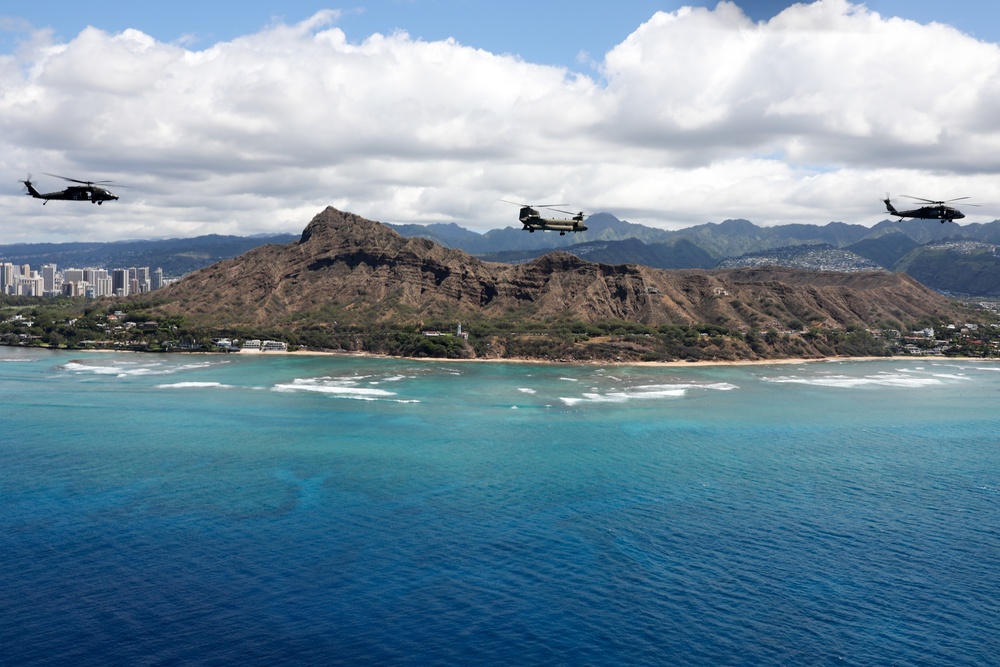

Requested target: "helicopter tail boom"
[{"left": 20, "top": 179, "right": 42, "bottom": 199}]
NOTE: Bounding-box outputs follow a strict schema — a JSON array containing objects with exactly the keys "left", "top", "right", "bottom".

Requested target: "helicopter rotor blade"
[
  {"left": 44, "top": 172, "right": 116, "bottom": 186},
  {"left": 545, "top": 208, "right": 589, "bottom": 218},
  {"left": 501, "top": 199, "right": 568, "bottom": 209},
  {"left": 901, "top": 195, "right": 940, "bottom": 204},
  {"left": 902, "top": 195, "right": 975, "bottom": 206}
]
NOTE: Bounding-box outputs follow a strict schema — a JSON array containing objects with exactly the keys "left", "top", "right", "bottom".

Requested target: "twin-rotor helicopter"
[
  {"left": 20, "top": 173, "right": 125, "bottom": 205},
  {"left": 500, "top": 200, "right": 588, "bottom": 235}
]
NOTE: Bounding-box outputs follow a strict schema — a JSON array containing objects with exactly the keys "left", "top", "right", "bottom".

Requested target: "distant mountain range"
[
  {"left": 5, "top": 212, "right": 1000, "bottom": 296},
  {"left": 143, "top": 207, "right": 962, "bottom": 362},
  {"left": 390, "top": 214, "right": 1000, "bottom": 296}
]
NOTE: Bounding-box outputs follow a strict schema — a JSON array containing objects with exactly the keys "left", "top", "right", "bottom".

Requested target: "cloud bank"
[{"left": 3, "top": 0, "right": 1000, "bottom": 241}]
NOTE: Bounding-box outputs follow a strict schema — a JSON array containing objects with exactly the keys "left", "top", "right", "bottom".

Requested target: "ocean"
[{"left": 2, "top": 348, "right": 998, "bottom": 666}]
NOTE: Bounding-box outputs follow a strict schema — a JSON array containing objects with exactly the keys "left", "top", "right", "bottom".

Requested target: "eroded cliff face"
[{"left": 155, "top": 207, "right": 954, "bottom": 330}]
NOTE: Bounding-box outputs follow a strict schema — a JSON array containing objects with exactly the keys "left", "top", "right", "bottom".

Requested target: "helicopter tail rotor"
[
  {"left": 19, "top": 174, "right": 42, "bottom": 198},
  {"left": 883, "top": 194, "right": 898, "bottom": 215}
]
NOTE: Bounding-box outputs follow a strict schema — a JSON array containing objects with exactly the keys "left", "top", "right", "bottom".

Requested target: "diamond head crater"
[{"left": 3, "top": 206, "right": 1000, "bottom": 362}]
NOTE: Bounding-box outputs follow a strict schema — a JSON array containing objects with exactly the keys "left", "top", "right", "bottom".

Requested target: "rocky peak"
[
  {"left": 298, "top": 206, "right": 402, "bottom": 247},
  {"left": 156, "top": 207, "right": 961, "bottom": 335}
]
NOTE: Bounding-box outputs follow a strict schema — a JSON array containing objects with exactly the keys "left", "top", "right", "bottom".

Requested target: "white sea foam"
[
  {"left": 272, "top": 376, "right": 416, "bottom": 402},
  {"left": 60, "top": 359, "right": 220, "bottom": 377},
  {"left": 156, "top": 381, "right": 234, "bottom": 389},
  {"left": 559, "top": 381, "right": 737, "bottom": 405},
  {"left": 763, "top": 372, "right": 946, "bottom": 388},
  {"left": 518, "top": 388, "right": 537, "bottom": 394}
]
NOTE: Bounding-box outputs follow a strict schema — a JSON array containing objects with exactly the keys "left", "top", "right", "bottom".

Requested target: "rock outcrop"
[{"left": 153, "top": 207, "right": 956, "bottom": 332}]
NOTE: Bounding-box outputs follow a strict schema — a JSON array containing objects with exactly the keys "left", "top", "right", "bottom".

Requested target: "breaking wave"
[
  {"left": 762, "top": 369, "right": 971, "bottom": 389},
  {"left": 60, "top": 359, "right": 221, "bottom": 378},
  {"left": 156, "top": 381, "right": 235, "bottom": 389},
  {"left": 272, "top": 376, "right": 419, "bottom": 403},
  {"left": 559, "top": 381, "right": 738, "bottom": 406}
]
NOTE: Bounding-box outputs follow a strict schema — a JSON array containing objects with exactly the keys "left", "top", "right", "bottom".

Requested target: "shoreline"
[
  {"left": 10, "top": 344, "right": 993, "bottom": 368},
  {"left": 278, "top": 349, "right": 893, "bottom": 368}
]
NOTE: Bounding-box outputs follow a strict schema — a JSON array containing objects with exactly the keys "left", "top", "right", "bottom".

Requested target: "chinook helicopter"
[
  {"left": 20, "top": 173, "right": 122, "bottom": 205},
  {"left": 883, "top": 195, "right": 976, "bottom": 223},
  {"left": 501, "top": 200, "right": 588, "bottom": 235}
]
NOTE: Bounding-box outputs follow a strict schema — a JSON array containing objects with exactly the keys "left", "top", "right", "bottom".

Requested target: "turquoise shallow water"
[{"left": 2, "top": 349, "right": 999, "bottom": 665}]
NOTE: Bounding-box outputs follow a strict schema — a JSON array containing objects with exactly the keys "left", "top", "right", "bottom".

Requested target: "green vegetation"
[{"left": 3, "top": 295, "right": 1000, "bottom": 362}]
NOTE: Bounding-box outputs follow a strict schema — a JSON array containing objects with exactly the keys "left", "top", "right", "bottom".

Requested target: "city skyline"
[{"left": 1, "top": 262, "right": 165, "bottom": 298}]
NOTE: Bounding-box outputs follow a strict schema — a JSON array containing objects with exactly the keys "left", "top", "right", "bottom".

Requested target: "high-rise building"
[
  {"left": 135, "top": 267, "right": 150, "bottom": 293},
  {"left": 112, "top": 268, "right": 129, "bottom": 296},
  {"left": 42, "top": 264, "right": 58, "bottom": 294},
  {"left": 82, "top": 268, "right": 112, "bottom": 297},
  {"left": 0, "top": 263, "right": 16, "bottom": 295},
  {"left": 17, "top": 275, "right": 43, "bottom": 296},
  {"left": 96, "top": 275, "right": 112, "bottom": 297},
  {"left": 63, "top": 268, "right": 84, "bottom": 284}
]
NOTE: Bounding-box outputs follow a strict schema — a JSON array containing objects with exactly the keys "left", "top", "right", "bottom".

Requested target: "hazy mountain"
[
  {"left": 478, "top": 237, "right": 718, "bottom": 269},
  {"left": 719, "top": 244, "right": 881, "bottom": 272},
  {"left": 846, "top": 233, "right": 922, "bottom": 269},
  {"left": 9, "top": 209, "right": 1000, "bottom": 297},
  {"left": 893, "top": 241, "right": 1000, "bottom": 296},
  {"left": 387, "top": 212, "right": 672, "bottom": 254},
  {"left": 389, "top": 214, "right": 1000, "bottom": 296}
]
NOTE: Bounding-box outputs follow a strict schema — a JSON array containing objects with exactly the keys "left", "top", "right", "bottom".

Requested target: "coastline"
[
  {"left": 11, "top": 344, "right": 988, "bottom": 368},
  {"left": 277, "top": 348, "right": 894, "bottom": 367}
]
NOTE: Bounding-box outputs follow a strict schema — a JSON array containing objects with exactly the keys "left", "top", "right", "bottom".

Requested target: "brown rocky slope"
[{"left": 144, "top": 207, "right": 966, "bottom": 359}]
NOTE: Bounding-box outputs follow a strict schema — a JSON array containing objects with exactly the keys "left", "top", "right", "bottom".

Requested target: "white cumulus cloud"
[{"left": 2, "top": 0, "right": 999, "bottom": 241}]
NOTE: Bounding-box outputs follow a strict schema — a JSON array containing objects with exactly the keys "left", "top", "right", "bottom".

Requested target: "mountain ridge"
[{"left": 151, "top": 207, "right": 958, "bottom": 336}]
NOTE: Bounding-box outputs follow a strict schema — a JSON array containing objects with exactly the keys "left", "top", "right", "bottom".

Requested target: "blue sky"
[
  {"left": 2, "top": 1, "right": 1000, "bottom": 241},
  {"left": 3, "top": 1, "right": 994, "bottom": 69}
]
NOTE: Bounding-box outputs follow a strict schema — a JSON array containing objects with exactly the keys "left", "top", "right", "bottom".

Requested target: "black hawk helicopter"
[
  {"left": 501, "top": 200, "right": 588, "bottom": 235},
  {"left": 20, "top": 173, "right": 122, "bottom": 205},
  {"left": 883, "top": 195, "right": 976, "bottom": 223}
]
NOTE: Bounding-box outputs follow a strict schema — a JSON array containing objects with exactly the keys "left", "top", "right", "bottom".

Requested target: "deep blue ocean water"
[{"left": 2, "top": 348, "right": 999, "bottom": 666}]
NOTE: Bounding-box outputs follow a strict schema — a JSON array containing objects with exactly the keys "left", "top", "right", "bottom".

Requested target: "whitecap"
[
  {"left": 559, "top": 380, "right": 737, "bottom": 405},
  {"left": 156, "top": 381, "right": 233, "bottom": 389},
  {"left": 763, "top": 373, "right": 943, "bottom": 388},
  {"left": 518, "top": 388, "right": 537, "bottom": 394},
  {"left": 59, "top": 358, "right": 222, "bottom": 377},
  {"left": 272, "top": 376, "right": 399, "bottom": 400}
]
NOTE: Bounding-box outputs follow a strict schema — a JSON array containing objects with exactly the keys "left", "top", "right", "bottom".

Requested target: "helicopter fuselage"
[
  {"left": 884, "top": 198, "right": 964, "bottom": 223},
  {"left": 23, "top": 181, "right": 119, "bottom": 205},
  {"left": 519, "top": 206, "right": 588, "bottom": 234}
]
